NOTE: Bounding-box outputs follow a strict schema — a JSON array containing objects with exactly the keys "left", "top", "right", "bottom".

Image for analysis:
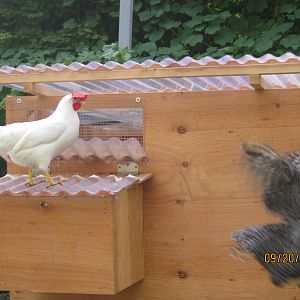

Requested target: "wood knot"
[
  {"left": 177, "top": 126, "right": 187, "bottom": 134},
  {"left": 177, "top": 271, "right": 188, "bottom": 279},
  {"left": 40, "top": 201, "right": 48, "bottom": 208},
  {"left": 181, "top": 161, "right": 189, "bottom": 168},
  {"left": 275, "top": 103, "right": 281, "bottom": 108}
]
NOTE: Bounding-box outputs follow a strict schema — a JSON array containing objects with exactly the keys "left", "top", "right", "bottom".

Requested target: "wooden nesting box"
[{"left": 0, "top": 174, "right": 149, "bottom": 295}]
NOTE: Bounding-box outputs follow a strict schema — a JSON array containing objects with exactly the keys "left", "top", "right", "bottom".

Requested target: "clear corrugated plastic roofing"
[
  {"left": 57, "top": 137, "right": 147, "bottom": 163},
  {"left": 0, "top": 174, "right": 150, "bottom": 197},
  {"left": 2, "top": 52, "right": 300, "bottom": 94}
]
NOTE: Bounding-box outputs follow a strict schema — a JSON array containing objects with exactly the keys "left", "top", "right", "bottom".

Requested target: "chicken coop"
[{"left": 0, "top": 53, "right": 300, "bottom": 300}]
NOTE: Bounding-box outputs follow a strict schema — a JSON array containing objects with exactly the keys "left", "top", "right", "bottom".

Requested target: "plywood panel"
[
  {"left": 9, "top": 89, "right": 300, "bottom": 299},
  {"left": 0, "top": 196, "right": 115, "bottom": 294},
  {"left": 113, "top": 186, "right": 144, "bottom": 291}
]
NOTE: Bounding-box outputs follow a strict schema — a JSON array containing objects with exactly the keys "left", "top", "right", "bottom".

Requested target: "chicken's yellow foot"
[
  {"left": 26, "top": 168, "right": 36, "bottom": 186},
  {"left": 44, "top": 171, "right": 64, "bottom": 187}
]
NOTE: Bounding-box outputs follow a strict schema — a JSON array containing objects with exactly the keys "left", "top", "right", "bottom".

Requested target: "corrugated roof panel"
[
  {"left": 0, "top": 174, "right": 149, "bottom": 197},
  {"left": 1, "top": 53, "right": 300, "bottom": 94},
  {"left": 1, "top": 53, "right": 299, "bottom": 75},
  {"left": 56, "top": 137, "right": 148, "bottom": 163}
]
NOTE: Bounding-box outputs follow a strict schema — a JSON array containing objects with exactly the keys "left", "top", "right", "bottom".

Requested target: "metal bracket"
[{"left": 117, "top": 162, "right": 138, "bottom": 175}]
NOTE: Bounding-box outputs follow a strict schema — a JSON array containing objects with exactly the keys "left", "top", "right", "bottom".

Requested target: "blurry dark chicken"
[{"left": 232, "top": 142, "right": 300, "bottom": 286}]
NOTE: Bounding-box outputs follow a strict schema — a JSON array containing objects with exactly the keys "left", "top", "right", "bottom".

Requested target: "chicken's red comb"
[{"left": 72, "top": 93, "right": 88, "bottom": 101}]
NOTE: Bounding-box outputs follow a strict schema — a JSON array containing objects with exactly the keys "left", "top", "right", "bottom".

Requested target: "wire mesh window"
[{"left": 7, "top": 95, "right": 144, "bottom": 146}]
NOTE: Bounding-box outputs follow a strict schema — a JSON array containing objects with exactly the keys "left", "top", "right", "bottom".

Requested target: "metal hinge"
[{"left": 117, "top": 162, "right": 138, "bottom": 175}]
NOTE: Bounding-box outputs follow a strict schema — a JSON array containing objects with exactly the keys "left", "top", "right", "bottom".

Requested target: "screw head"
[
  {"left": 135, "top": 97, "right": 141, "bottom": 103},
  {"left": 177, "top": 126, "right": 187, "bottom": 134},
  {"left": 177, "top": 271, "right": 188, "bottom": 279},
  {"left": 16, "top": 98, "right": 22, "bottom": 104}
]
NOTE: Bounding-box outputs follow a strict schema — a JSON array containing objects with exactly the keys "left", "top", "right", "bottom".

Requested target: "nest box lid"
[{"left": 0, "top": 174, "right": 152, "bottom": 197}]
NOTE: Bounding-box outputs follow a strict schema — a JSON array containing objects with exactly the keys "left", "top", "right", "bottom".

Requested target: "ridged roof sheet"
[
  {"left": 1, "top": 53, "right": 299, "bottom": 74},
  {"left": 57, "top": 137, "right": 147, "bottom": 163},
  {"left": 0, "top": 174, "right": 151, "bottom": 197},
  {"left": 2, "top": 53, "right": 300, "bottom": 93},
  {"left": 1, "top": 137, "right": 147, "bottom": 164}
]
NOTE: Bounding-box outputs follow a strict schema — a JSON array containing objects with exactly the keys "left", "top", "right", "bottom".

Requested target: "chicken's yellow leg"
[
  {"left": 27, "top": 168, "right": 35, "bottom": 186},
  {"left": 44, "top": 171, "right": 64, "bottom": 187}
]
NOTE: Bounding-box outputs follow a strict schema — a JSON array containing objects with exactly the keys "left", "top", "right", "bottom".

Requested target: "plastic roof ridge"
[
  {"left": 1, "top": 52, "right": 300, "bottom": 74},
  {"left": 0, "top": 174, "right": 142, "bottom": 197}
]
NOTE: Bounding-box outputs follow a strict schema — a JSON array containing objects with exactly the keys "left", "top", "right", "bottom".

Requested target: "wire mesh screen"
[
  {"left": 78, "top": 108, "right": 143, "bottom": 144},
  {"left": 7, "top": 95, "right": 144, "bottom": 146}
]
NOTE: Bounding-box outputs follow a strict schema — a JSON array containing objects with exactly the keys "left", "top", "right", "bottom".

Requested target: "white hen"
[{"left": 0, "top": 93, "right": 87, "bottom": 186}]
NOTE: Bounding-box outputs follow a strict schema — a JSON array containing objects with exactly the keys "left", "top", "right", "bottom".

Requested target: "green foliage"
[
  {"left": 0, "top": 292, "right": 9, "bottom": 300},
  {"left": 1, "top": 0, "right": 300, "bottom": 66},
  {"left": 0, "top": 0, "right": 122, "bottom": 66},
  {"left": 133, "top": 0, "right": 300, "bottom": 60}
]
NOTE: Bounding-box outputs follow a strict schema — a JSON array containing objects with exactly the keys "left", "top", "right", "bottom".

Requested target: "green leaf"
[
  {"left": 147, "top": 29, "right": 165, "bottom": 42},
  {"left": 219, "top": 11, "right": 231, "bottom": 19},
  {"left": 160, "top": 20, "right": 181, "bottom": 30},
  {"left": 154, "top": 8, "right": 164, "bottom": 17},
  {"left": 254, "top": 38, "right": 273, "bottom": 52},
  {"left": 85, "top": 19, "right": 98, "bottom": 28},
  {"left": 138, "top": 10, "right": 152, "bottom": 21},
  {"left": 247, "top": 0, "right": 267, "bottom": 13},
  {"left": 228, "top": 16, "right": 248, "bottom": 33},
  {"left": 183, "top": 16, "right": 204, "bottom": 28},
  {"left": 186, "top": 34, "right": 203, "bottom": 46},
  {"left": 280, "top": 35, "right": 300, "bottom": 50},
  {"left": 181, "top": 3, "right": 204, "bottom": 17},
  {"left": 162, "top": 3, "right": 171, "bottom": 12},
  {"left": 134, "top": 42, "right": 157, "bottom": 54},
  {"left": 1, "top": 48, "right": 15, "bottom": 58},
  {"left": 280, "top": 3, "right": 297, "bottom": 14},
  {"left": 288, "top": 8, "right": 300, "bottom": 20},
  {"left": 157, "top": 47, "right": 173, "bottom": 55},
  {"left": 214, "top": 29, "right": 234, "bottom": 46},
  {"left": 205, "top": 24, "right": 220, "bottom": 35},
  {"left": 134, "top": 1, "right": 143, "bottom": 12},
  {"left": 63, "top": 18, "right": 77, "bottom": 30},
  {"left": 273, "top": 22, "right": 294, "bottom": 33},
  {"left": 62, "top": 0, "right": 75, "bottom": 7},
  {"left": 150, "top": 0, "right": 161, "bottom": 4},
  {"left": 234, "top": 37, "right": 254, "bottom": 48},
  {"left": 194, "top": 25, "right": 205, "bottom": 32},
  {"left": 203, "top": 14, "right": 219, "bottom": 22}
]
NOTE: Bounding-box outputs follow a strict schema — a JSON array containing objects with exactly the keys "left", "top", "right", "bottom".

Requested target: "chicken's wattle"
[{"left": 73, "top": 102, "right": 81, "bottom": 111}]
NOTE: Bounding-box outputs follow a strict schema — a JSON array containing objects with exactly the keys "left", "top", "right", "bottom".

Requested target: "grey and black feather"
[{"left": 232, "top": 143, "right": 300, "bottom": 286}]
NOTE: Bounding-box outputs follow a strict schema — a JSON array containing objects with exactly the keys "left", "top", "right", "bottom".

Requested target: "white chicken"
[{"left": 0, "top": 93, "right": 87, "bottom": 186}]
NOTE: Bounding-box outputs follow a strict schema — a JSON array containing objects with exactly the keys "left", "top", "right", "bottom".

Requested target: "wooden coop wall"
[{"left": 10, "top": 89, "right": 300, "bottom": 300}]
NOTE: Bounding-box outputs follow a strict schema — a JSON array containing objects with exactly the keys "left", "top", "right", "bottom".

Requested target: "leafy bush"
[
  {"left": 0, "top": 0, "right": 121, "bottom": 66},
  {"left": 1, "top": 0, "right": 300, "bottom": 67},
  {"left": 133, "top": 0, "right": 300, "bottom": 60}
]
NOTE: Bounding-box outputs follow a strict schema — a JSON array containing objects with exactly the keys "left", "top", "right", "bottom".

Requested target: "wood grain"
[
  {"left": 8, "top": 89, "right": 300, "bottom": 299},
  {"left": 113, "top": 185, "right": 144, "bottom": 291},
  {"left": 0, "top": 196, "right": 115, "bottom": 294}
]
